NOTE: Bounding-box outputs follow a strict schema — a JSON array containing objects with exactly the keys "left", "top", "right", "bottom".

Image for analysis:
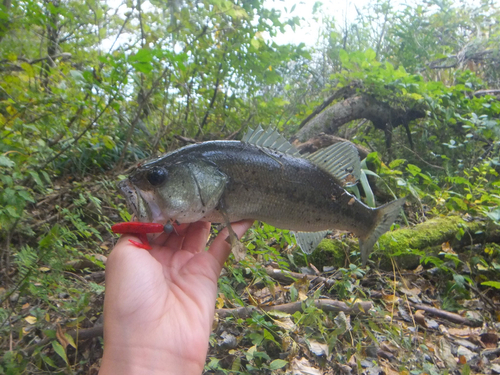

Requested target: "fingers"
[
  {"left": 158, "top": 223, "right": 191, "bottom": 249},
  {"left": 208, "top": 220, "right": 254, "bottom": 267},
  {"left": 181, "top": 221, "right": 211, "bottom": 254}
]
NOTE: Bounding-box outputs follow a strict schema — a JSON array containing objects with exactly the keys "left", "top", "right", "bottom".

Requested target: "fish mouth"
[
  {"left": 118, "top": 179, "right": 139, "bottom": 218},
  {"left": 118, "top": 179, "right": 168, "bottom": 223}
]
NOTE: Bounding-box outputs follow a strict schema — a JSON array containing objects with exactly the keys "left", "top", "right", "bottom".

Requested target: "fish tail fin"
[{"left": 359, "top": 198, "right": 406, "bottom": 265}]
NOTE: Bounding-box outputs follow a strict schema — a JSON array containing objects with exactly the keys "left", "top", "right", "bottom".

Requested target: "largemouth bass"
[{"left": 119, "top": 127, "right": 405, "bottom": 264}]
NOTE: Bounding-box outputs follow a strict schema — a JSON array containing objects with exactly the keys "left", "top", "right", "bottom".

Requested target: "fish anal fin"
[{"left": 293, "top": 230, "right": 329, "bottom": 254}]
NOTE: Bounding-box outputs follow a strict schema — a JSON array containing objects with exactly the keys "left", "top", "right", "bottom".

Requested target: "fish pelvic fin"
[{"left": 359, "top": 198, "right": 406, "bottom": 266}]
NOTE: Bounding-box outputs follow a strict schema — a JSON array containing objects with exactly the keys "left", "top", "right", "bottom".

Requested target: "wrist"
[{"left": 100, "top": 342, "right": 205, "bottom": 375}]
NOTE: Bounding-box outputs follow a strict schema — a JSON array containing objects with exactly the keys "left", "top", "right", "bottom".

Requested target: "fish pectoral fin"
[
  {"left": 219, "top": 201, "right": 247, "bottom": 262},
  {"left": 293, "top": 230, "right": 329, "bottom": 254}
]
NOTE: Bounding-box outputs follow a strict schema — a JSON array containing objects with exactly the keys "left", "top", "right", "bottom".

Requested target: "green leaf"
[
  {"left": 270, "top": 359, "right": 288, "bottom": 370},
  {"left": 21, "top": 62, "right": 35, "bottom": 78},
  {"left": 339, "top": 49, "right": 349, "bottom": 65},
  {"left": 359, "top": 170, "right": 376, "bottom": 208},
  {"left": 52, "top": 341, "right": 69, "bottom": 366},
  {"left": 481, "top": 281, "right": 500, "bottom": 289},
  {"left": 28, "top": 170, "right": 43, "bottom": 187},
  {"left": 250, "top": 38, "right": 260, "bottom": 49},
  {"left": 0, "top": 155, "right": 14, "bottom": 168},
  {"left": 5, "top": 206, "right": 19, "bottom": 218},
  {"left": 18, "top": 190, "right": 35, "bottom": 203},
  {"left": 365, "top": 48, "right": 376, "bottom": 60},
  {"left": 129, "top": 48, "right": 153, "bottom": 63}
]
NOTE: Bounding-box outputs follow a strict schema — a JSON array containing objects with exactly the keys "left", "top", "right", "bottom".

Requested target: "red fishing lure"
[{"left": 111, "top": 222, "right": 165, "bottom": 250}]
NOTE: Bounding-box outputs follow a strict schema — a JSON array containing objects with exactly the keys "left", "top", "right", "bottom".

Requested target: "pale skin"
[{"left": 100, "top": 220, "right": 254, "bottom": 375}]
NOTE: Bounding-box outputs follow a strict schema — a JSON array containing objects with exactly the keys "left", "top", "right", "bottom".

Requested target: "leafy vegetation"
[{"left": 1, "top": 0, "right": 500, "bottom": 373}]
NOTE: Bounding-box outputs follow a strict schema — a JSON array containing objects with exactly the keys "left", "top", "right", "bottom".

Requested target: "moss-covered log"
[{"left": 301, "top": 216, "right": 500, "bottom": 270}]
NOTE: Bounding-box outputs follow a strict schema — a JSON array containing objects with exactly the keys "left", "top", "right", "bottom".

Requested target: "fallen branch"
[
  {"left": 409, "top": 302, "right": 482, "bottom": 327},
  {"left": 19, "top": 299, "right": 372, "bottom": 356},
  {"left": 23, "top": 325, "right": 104, "bottom": 356},
  {"left": 295, "top": 133, "right": 370, "bottom": 158},
  {"left": 216, "top": 299, "right": 373, "bottom": 319},
  {"left": 264, "top": 267, "right": 336, "bottom": 288},
  {"left": 297, "top": 84, "right": 362, "bottom": 130}
]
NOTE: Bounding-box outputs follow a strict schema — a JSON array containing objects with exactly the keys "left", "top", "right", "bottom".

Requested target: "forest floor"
[{"left": 1, "top": 175, "right": 499, "bottom": 375}]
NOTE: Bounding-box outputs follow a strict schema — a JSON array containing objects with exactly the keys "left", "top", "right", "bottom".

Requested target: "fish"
[{"left": 118, "top": 126, "right": 405, "bottom": 264}]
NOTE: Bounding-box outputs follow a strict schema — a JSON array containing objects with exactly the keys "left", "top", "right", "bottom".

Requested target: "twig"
[
  {"left": 264, "top": 267, "right": 336, "bottom": 288},
  {"left": 409, "top": 302, "right": 481, "bottom": 327},
  {"left": 115, "top": 66, "right": 170, "bottom": 170},
  {"left": 22, "top": 325, "right": 104, "bottom": 356},
  {"left": 39, "top": 89, "right": 121, "bottom": 171},
  {"left": 198, "top": 58, "right": 225, "bottom": 137},
  {"left": 216, "top": 299, "right": 373, "bottom": 319},
  {"left": 395, "top": 142, "right": 445, "bottom": 170}
]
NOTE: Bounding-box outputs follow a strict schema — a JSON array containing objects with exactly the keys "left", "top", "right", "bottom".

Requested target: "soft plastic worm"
[{"left": 111, "top": 222, "right": 165, "bottom": 250}]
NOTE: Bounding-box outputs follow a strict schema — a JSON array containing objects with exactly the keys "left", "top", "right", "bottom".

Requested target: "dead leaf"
[
  {"left": 377, "top": 349, "right": 396, "bottom": 361},
  {"left": 399, "top": 287, "right": 421, "bottom": 296},
  {"left": 413, "top": 264, "right": 424, "bottom": 273},
  {"left": 56, "top": 325, "right": 69, "bottom": 349},
  {"left": 231, "top": 241, "right": 247, "bottom": 261},
  {"left": 382, "top": 364, "right": 400, "bottom": 375},
  {"left": 274, "top": 317, "right": 296, "bottom": 331},
  {"left": 441, "top": 241, "right": 456, "bottom": 254},
  {"left": 291, "top": 357, "right": 322, "bottom": 375},
  {"left": 414, "top": 310, "right": 427, "bottom": 328},
  {"left": 337, "top": 363, "right": 352, "bottom": 374},
  {"left": 24, "top": 316, "right": 37, "bottom": 324},
  {"left": 480, "top": 332, "right": 499, "bottom": 348},
  {"left": 247, "top": 290, "right": 259, "bottom": 307},
  {"left": 448, "top": 327, "right": 482, "bottom": 337},
  {"left": 21, "top": 303, "right": 29, "bottom": 309},
  {"left": 216, "top": 295, "right": 225, "bottom": 309},
  {"left": 382, "top": 294, "right": 400, "bottom": 304},
  {"left": 439, "top": 338, "right": 457, "bottom": 371},
  {"left": 293, "top": 277, "right": 310, "bottom": 302},
  {"left": 308, "top": 339, "right": 329, "bottom": 356},
  {"left": 380, "top": 341, "right": 399, "bottom": 354},
  {"left": 457, "top": 346, "right": 475, "bottom": 362}
]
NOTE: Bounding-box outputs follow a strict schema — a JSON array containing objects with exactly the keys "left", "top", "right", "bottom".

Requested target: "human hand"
[{"left": 99, "top": 220, "right": 254, "bottom": 375}]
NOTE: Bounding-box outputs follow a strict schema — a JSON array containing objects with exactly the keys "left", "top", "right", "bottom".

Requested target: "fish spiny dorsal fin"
[
  {"left": 242, "top": 126, "right": 264, "bottom": 143},
  {"left": 242, "top": 126, "right": 300, "bottom": 156},
  {"left": 306, "top": 142, "right": 361, "bottom": 187}
]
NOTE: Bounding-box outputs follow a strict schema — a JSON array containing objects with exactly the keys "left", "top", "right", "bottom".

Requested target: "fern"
[{"left": 15, "top": 245, "right": 38, "bottom": 280}]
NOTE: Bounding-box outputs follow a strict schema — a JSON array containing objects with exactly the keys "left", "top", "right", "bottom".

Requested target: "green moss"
[
  {"left": 295, "top": 216, "right": 493, "bottom": 270},
  {"left": 294, "top": 238, "right": 352, "bottom": 269},
  {"left": 377, "top": 216, "right": 469, "bottom": 253}
]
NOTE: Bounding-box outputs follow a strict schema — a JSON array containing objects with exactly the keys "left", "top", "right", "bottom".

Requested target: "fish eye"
[{"left": 146, "top": 167, "right": 167, "bottom": 186}]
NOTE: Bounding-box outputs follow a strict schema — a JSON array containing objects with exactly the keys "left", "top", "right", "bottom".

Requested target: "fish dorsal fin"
[
  {"left": 242, "top": 126, "right": 300, "bottom": 157},
  {"left": 306, "top": 142, "right": 361, "bottom": 187}
]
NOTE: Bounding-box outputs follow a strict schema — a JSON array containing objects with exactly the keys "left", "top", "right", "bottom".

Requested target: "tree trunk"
[{"left": 292, "top": 93, "right": 426, "bottom": 146}]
